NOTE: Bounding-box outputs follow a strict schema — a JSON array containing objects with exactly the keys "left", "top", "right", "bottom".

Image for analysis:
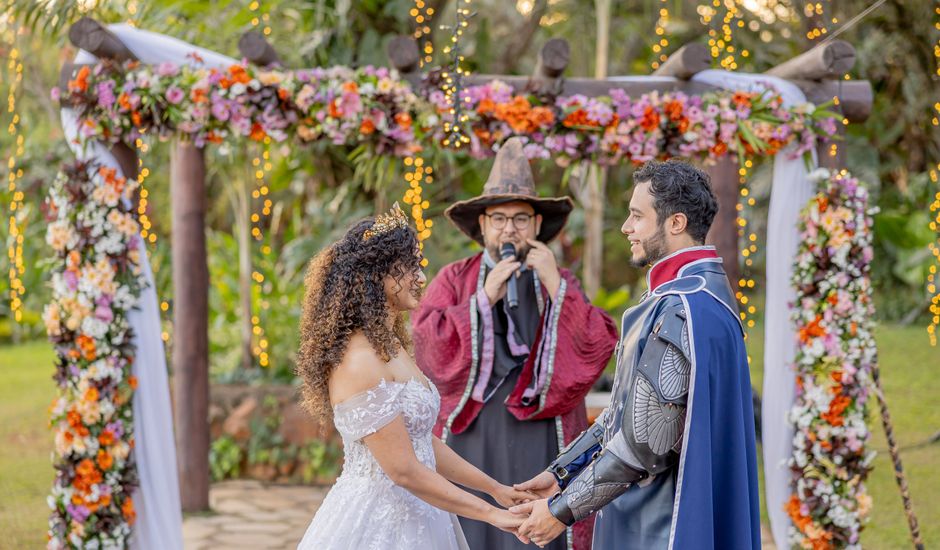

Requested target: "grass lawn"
[
  {"left": 0, "top": 340, "right": 56, "bottom": 548},
  {"left": 1, "top": 324, "right": 937, "bottom": 548}
]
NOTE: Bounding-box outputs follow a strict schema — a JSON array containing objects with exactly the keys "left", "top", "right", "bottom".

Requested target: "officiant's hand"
[
  {"left": 525, "top": 239, "right": 561, "bottom": 299},
  {"left": 513, "top": 470, "right": 559, "bottom": 500},
  {"left": 484, "top": 257, "right": 522, "bottom": 304},
  {"left": 511, "top": 498, "right": 566, "bottom": 547},
  {"left": 491, "top": 483, "right": 539, "bottom": 508}
]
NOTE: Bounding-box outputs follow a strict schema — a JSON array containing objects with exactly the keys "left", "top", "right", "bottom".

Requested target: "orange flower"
[
  {"left": 278, "top": 87, "right": 290, "bottom": 101},
  {"left": 710, "top": 142, "right": 728, "bottom": 156},
  {"left": 663, "top": 100, "right": 685, "bottom": 122},
  {"left": 84, "top": 387, "right": 99, "bottom": 403},
  {"left": 67, "top": 410, "right": 83, "bottom": 428},
  {"left": 98, "top": 430, "right": 115, "bottom": 447},
  {"left": 495, "top": 96, "right": 536, "bottom": 132},
  {"left": 118, "top": 93, "right": 132, "bottom": 111},
  {"left": 128, "top": 375, "right": 138, "bottom": 390},
  {"left": 249, "top": 123, "right": 266, "bottom": 141},
  {"left": 122, "top": 498, "right": 136, "bottom": 524},
  {"left": 477, "top": 98, "right": 497, "bottom": 116},
  {"left": 191, "top": 88, "right": 208, "bottom": 104},
  {"left": 528, "top": 106, "right": 555, "bottom": 129},
  {"left": 76, "top": 335, "right": 97, "bottom": 361},
  {"left": 341, "top": 81, "right": 359, "bottom": 94},
  {"left": 395, "top": 112, "right": 413, "bottom": 129},
  {"left": 732, "top": 91, "right": 754, "bottom": 108},
  {"left": 131, "top": 111, "right": 142, "bottom": 127},
  {"left": 97, "top": 449, "right": 114, "bottom": 471},
  {"left": 359, "top": 118, "right": 376, "bottom": 135},
  {"left": 227, "top": 65, "right": 251, "bottom": 85},
  {"left": 798, "top": 315, "right": 826, "bottom": 344},
  {"left": 68, "top": 66, "right": 91, "bottom": 93},
  {"left": 328, "top": 98, "right": 343, "bottom": 118},
  {"left": 206, "top": 131, "right": 224, "bottom": 144},
  {"left": 639, "top": 106, "right": 661, "bottom": 132}
]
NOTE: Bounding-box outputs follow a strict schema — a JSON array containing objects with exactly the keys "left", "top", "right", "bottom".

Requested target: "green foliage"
[
  {"left": 298, "top": 439, "right": 343, "bottom": 484},
  {"left": 209, "top": 434, "right": 244, "bottom": 481}
]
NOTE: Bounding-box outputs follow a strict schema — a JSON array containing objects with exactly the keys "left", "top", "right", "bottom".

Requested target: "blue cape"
[{"left": 667, "top": 289, "right": 760, "bottom": 550}]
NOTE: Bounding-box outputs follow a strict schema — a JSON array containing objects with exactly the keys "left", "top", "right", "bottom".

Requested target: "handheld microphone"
[{"left": 500, "top": 242, "right": 519, "bottom": 309}]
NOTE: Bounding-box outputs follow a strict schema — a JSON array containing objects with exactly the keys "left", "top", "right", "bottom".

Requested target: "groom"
[{"left": 512, "top": 160, "right": 760, "bottom": 549}]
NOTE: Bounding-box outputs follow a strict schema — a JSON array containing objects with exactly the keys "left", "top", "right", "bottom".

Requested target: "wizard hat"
[{"left": 444, "top": 137, "right": 574, "bottom": 245}]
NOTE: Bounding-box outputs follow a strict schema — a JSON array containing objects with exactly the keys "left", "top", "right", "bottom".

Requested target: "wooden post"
[
  {"left": 238, "top": 31, "right": 281, "bottom": 67},
  {"left": 171, "top": 140, "right": 210, "bottom": 512},
  {"left": 765, "top": 39, "right": 855, "bottom": 81},
  {"left": 704, "top": 156, "right": 741, "bottom": 289},
  {"left": 529, "top": 38, "right": 570, "bottom": 95}
]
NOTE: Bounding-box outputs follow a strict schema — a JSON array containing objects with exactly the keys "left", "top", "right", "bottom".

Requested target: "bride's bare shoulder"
[{"left": 329, "top": 333, "right": 388, "bottom": 405}]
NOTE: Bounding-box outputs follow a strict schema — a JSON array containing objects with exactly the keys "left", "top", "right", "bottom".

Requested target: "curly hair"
[
  {"left": 633, "top": 159, "right": 718, "bottom": 243},
  {"left": 296, "top": 218, "right": 423, "bottom": 420}
]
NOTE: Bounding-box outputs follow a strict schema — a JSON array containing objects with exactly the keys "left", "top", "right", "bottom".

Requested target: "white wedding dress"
[{"left": 298, "top": 378, "right": 469, "bottom": 550}]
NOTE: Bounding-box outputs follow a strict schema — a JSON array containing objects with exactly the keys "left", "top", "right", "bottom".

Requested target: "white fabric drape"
[
  {"left": 61, "top": 23, "right": 240, "bottom": 550},
  {"left": 692, "top": 70, "right": 817, "bottom": 550}
]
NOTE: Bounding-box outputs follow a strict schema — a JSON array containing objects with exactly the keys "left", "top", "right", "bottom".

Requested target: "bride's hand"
[
  {"left": 486, "top": 507, "right": 529, "bottom": 542},
  {"left": 491, "top": 483, "right": 539, "bottom": 508}
]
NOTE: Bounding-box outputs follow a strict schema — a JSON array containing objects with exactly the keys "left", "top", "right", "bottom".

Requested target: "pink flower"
[{"left": 166, "top": 86, "right": 185, "bottom": 105}]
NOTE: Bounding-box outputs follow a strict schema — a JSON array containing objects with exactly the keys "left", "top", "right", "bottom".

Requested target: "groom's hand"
[
  {"left": 511, "top": 499, "right": 566, "bottom": 547},
  {"left": 514, "top": 470, "right": 559, "bottom": 500}
]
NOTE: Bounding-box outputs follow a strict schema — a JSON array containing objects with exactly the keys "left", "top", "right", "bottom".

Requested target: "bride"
[{"left": 295, "top": 204, "right": 532, "bottom": 549}]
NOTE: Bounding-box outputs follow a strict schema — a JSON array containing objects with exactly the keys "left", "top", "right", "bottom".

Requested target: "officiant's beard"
[{"left": 630, "top": 224, "right": 668, "bottom": 268}]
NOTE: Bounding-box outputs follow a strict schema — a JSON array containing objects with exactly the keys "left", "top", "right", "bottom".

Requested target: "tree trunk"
[
  {"left": 170, "top": 140, "right": 210, "bottom": 512},
  {"left": 580, "top": 0, "right": 611, "bottom": 299},
  {"left": 703, "top": 156, "right": 741, "bottom": 288},
  {"left": 234, "top": 178, "right": 254, "bottom": 372}
]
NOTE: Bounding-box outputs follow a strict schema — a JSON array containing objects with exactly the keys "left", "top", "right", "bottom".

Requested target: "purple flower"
[
  {"left": 66, "top": 504, "right": 91, "bottom": 523},
  {"left": 50, "top": 87, "right": 61, "bottom": 102},
  {"left": 64, "top": 270, "right": 79, "bottom": 291},
  {"left": 166, "top": 86, "right": 185, "bottom": 105},
  {"left": 155, "top": 62, "right": 179, "bottom": 77},
  {"left": 96, "top": 81, "right": 117, "bottom": 110}
]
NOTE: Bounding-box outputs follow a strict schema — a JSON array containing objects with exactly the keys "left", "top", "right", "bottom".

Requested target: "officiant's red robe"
[{"left": 412, "top": 253, "right": 617, "bottom": 550}]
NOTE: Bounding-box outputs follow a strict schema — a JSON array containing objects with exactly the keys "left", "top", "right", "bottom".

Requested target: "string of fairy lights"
[
  {"left": 649, "top": 0, "right": 670, "bottom": 70},
  {"left": 4, "top": 13, "right": 26, "bottom": 323},
  {"left": 410, "top": 0, "right": 436, "bottom": 67},
  {"left": 927, "top": 3, "right": 940, "bottom": 345},
  {"left": 734, "top": 160, "right": 759, "bottom": 356},
  {"left": 440, "top": 0, "right": 473, "bottom": 149},
  {"left": 698, "top": 0, "right": 749, "bottom": 70},
  {"left": 402, "top": 156, "right": 433, "bottom": 266},
  {"left": 250, "top": 139, "right": 273, "bottom": 368}
]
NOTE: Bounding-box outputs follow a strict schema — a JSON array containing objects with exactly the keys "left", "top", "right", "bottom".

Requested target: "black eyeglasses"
[{"left": 484, "top": 213, "right": 534, "bottom": 230}]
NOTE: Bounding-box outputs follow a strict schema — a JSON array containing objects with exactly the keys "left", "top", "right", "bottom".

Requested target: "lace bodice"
[
  {"left": 299, "top": 376, "right": 467, "bottom": 549},
  {"left": 332, "top": 378, "right": 440, "bottom": 481}
]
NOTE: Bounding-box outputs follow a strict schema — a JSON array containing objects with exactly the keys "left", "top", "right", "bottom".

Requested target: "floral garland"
[
  {"left": 42, "top": 161, "right": 145, "bottom": 548},
  {"left": 786, "top": 168, "right": 877, "bottom": 549},
  {"left": 425, "top": 77, "right": 839, "bottom": 165},
  {"left": 55, "top": 60, "right": 840, "bottom": 166}
]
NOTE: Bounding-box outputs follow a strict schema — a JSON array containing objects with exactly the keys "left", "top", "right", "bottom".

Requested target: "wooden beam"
[
  {"left": 703, "top": 155, "right": 741, "bottom": 289},
  {"left": 652, "top": 43, "right": 711, "bottom": 80},
  {"left": 171, "top": 140, "right": 210, "bottom": 513},
  {"left": 238, "top": 31, "right": 281, "bottom": 67},
  {"left": 765, "top": 39, "right": 855, "bottom": 81},
  {"left": 797, "top": 79, "right": 872, "bottom": 122},
  {"left": 464, "top": 74, "right": 717, "bottom": 97},
  {"left": 68, "top": 17, "right": 136, "bottom": 62}
]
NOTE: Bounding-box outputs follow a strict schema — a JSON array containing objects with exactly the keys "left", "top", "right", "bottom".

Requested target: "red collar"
[{"left": 647, "top": 246, "right": 720, "bottom": 292}]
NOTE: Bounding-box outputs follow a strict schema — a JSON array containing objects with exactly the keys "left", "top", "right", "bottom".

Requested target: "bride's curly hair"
[{"left": 297, "top": 218, "right": 423, "bottom": 419}]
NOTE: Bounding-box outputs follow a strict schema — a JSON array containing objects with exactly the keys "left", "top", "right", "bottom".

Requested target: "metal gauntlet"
[
  {"left": 546, "top": 420, "right": 606, "bottom": 487},
  {"left": 547, "top": 450, "right": 648, "bottom": 526}
]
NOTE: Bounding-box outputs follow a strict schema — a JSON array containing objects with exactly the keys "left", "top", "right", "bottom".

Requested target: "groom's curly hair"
[{"left": 296, "top": 218, "right": 423, "bottom": 420}]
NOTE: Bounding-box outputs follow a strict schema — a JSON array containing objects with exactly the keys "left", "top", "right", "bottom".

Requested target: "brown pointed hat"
[{"left": 444, "top": 137, "right": 574, "bottom": 245}]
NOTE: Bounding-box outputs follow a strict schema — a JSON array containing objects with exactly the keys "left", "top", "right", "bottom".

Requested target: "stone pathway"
[
  {"left": 184, "top": 480, "right": 777, "bottom": 549},
  {"left": 183, "top": 480, "right": 325, "bottom": 549}
]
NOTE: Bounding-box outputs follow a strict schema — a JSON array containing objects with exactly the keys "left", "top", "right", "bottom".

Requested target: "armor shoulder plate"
[{"left": 620, "top": 298, "right": 691, "bottom": 474}]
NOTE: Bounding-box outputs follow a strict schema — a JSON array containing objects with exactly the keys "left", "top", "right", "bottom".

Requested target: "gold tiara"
[{"left": 363, "top": 202, "right": 409, "bottom": 241}]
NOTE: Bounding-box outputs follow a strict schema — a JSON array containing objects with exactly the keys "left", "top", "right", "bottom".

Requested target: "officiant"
[{"left": 412, "top": 137, "right": 618, "bottom": 550}]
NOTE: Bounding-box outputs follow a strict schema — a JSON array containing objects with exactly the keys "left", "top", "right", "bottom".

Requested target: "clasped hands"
[{"left": 490, "top": 471, "right": 567, "bottom": 547}]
